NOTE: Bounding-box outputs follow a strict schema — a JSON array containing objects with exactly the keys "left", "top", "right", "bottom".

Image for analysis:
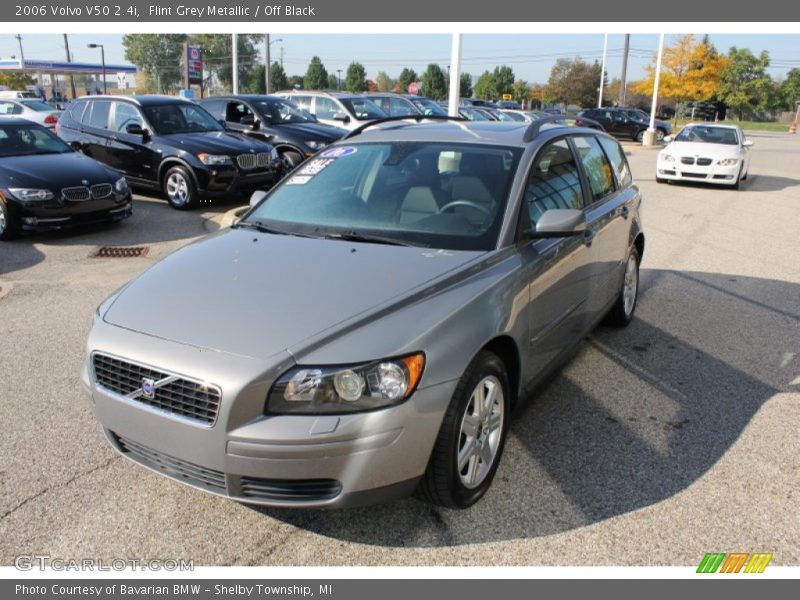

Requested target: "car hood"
[
  {"left": 161, "top": 131, "right": 273, "bottom": 154},
  {"left": 268, "top": 121, "right": 347, "bottom": 141},
  {"left": 104, "top": 229, "right": 483, "bottom": 360},
  {"left": 663, "top": 141, "right": 741, "bottom": 159},
  {"left": 0, "top": 151, "right": 117, "bottom": 188}
]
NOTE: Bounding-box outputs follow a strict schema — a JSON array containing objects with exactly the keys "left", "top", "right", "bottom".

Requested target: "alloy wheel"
[
  {"left": 166, "top": 173, "right": 189, "bottom": 206},
  {"left": 623, "top": 253, "right": 639, "bottom": 317},
  {"left": 457, "top": 375, "right": 505, "bottom": 489}
]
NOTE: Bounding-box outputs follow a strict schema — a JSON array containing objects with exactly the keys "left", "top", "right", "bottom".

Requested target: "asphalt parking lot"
[{"left": 1, "top": 131, "right": 798, "bottom": 566}]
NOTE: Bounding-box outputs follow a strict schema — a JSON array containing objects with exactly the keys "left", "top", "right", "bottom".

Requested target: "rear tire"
[
  {"left": 605, "top": 246, "right": 640, "bottom": 327},
  {"left": 163, "top": 166, "right": 198, "bottom": 210},
  {"left": 416, "top": 351, "right": 511, "bottom": 509},
  {"left": 280, "top": 150, "right": 304, "bottom": 172},
  {"left": 0, "top": 200, "right": 19, "bottom": 241}
]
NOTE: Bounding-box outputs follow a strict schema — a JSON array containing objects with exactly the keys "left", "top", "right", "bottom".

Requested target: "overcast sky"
[{"left": 2, "top": 33, "right": 799, "bottom": 84}]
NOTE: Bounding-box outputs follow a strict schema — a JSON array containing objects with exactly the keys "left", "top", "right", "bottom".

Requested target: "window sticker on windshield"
[
  {"left": 321, "top": 146, "right": 358, "bottom": 158},
  {"left": 286, "top": 175, "right": 313, "bottom": 185},
  {"left": 298, "top": 157, "right": 334, "bottom": 176}
]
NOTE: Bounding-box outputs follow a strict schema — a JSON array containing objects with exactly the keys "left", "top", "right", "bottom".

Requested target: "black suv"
[
  {"left": 200, "top": 95, "right": 347, "bottom": 170},
  {"left": 577, "top": 107, "right": 671, "bottom": 143},
  {"left": 56, "top": 95, "right": 282, "bottom": 209}
]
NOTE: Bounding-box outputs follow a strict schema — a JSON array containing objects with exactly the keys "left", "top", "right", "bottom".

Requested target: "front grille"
[
  {"left": 682, "top": 172, "right": 707, "bottom": 179},
  {"left": 696, "top": 158, "right": 713, "bottom": 166},
  {"left": 91, "top": 183, "right": 113, "bottom": 199},
  {"left": 236, "top": 152, "right": 273, "bottom": 170},
  {"left": 62, "top": 186, "right": 91, "bottom": 201},
  {"left": 680, "top": 157, "right": 695, "bottom": 165},
  {"left": 114, "top": 433, "right": 227, "bottom": 492},
  {"left": 92, "top": 353, "right": 221, "bottom": 425},
  {"left": 239, "top": 477, "right": 342, "bottom": 502}
]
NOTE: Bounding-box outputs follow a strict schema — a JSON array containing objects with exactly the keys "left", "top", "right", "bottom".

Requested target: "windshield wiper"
[
  {"left": 233, "top": 220, "right": 322, "bottom": 239},
  {"left": 322, "top": 231, "right": 424, "bottom": 247}
]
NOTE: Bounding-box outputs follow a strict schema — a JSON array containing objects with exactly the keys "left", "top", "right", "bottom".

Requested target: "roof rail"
[
  {"left": 343, "top": 115, "right": 466, "bottom": 140},
  {"left": 522, "top": 114, "right": 605, "bottom": 142}
]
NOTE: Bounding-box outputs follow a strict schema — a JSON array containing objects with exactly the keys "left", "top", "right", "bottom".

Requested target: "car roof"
[
  {"left": 683, "top": 122, "right": 740, "bottom": 130},
  {"left": 343, "top": 119, "right": 602, "bottom": 147},
  {"left": 75, "top": 95, "right": 193, "bottom": 106},
  {"left": 0, "top": 117, "right": 43, "bottom": 126},
  {"left": 199, "top": 94, "right": 285, "bottom": 102},
  {"left": 275, "top": 90, "right": 362, "bottom": 99}
]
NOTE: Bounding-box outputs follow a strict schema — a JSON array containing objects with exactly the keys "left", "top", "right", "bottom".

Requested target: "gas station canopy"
[{"left": 0, "top": 59, "right": 136, "bottom": 74}]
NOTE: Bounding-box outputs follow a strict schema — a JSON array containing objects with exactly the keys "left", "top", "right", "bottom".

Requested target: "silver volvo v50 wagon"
[{"left": 82, "top": 115, "right": 644, "bottom": 509}]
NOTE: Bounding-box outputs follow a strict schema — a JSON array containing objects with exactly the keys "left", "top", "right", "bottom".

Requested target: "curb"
[{"left": 203, "top": 205, "right": 249, "bottom": 233}]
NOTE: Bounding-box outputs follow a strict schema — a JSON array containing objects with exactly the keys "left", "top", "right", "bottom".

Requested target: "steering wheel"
[{"left": 437, "top": 200, "right": 491, "bottom": 217}]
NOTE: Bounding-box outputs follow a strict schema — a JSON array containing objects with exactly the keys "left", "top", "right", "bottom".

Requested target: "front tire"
[
  {"left": 417, "top": 351, "right": 511, "bottom": 509},
  {"left": 163, "top": 166, "right": 198, "bottom": 210},
  {"left": 635, "top": 130, "right": 645, "bottom": 143},
  {"left": 0, "top": 200, "right": 19, "bottom": 241},
  {"left": 605, "top": 246, "right": 640, "bottom": 327},
  {"left": 280, "top": 150, "right": 304, "bottom": 172}
]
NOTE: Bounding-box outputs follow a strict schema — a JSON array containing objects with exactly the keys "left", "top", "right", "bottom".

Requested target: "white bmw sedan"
[{"left": 656, "top": 123, "right": 753, "bottom": 189}]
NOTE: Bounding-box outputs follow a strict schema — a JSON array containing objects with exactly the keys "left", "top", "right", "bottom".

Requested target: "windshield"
[
  {"left": 143, "top": 103, "right": 223, "bottom": 134},
  {"left": 19, "top": 100, "right": 57, "bottom": 111},
  {"left": 410, "top": 98, "right": 447, "bottom": 116},
  {"left": 245, "top": 142, "right": 521, "bottom": 251},
  {"left": 0, "top": 123, "right": 72, "bottom": 157},
  {"left": 254, "top": 98, "right": 316, "bottom": 124},
  {"left": 461, "top": 107, "right": 491, "bottom": 121},
  {"left": 675, "top": 125, "right": 739, "bottom": 145},
  {"left": 339, "top": 98, "right": 387, "bottom": 120}
]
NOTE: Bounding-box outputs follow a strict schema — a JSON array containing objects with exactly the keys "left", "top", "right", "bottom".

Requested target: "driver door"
[{"left": 105, "top": 101, "right": 156, "bottom": 184}]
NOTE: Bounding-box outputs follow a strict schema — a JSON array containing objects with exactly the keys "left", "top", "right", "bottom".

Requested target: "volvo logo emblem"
[{"left": 141, "top": 378, "right": 156, "bottom": 399}]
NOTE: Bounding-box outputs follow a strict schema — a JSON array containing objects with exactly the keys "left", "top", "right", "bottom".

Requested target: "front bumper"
[
  {"left": 82, "top": 323, "right": 454, "bottom": 508},
  {"left": 656, "top": 160, "right": 740, "bottom": 185},
  {"left": 16, "top": 194, "right": 133, "bottom": 232},
  {"left": 199, "top": 162, "right": 283, "bottom": 198}
]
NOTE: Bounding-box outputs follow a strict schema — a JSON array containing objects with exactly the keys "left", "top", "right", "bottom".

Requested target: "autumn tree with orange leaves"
[{"left": 634, "top": 35, "right": 728, "bottom": 114}]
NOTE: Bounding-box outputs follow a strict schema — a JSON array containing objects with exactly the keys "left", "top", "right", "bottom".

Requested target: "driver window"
[
  {"left": 113, "top": 102, "right": 142, "bottom": 133},
  {"left": 525, "top": 139, "right": 583, "bottom": 226},
  {"left": 226, "top": 102, "right": 252, "bottom": 124}
]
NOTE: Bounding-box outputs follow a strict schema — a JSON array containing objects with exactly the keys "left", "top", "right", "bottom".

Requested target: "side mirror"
[
  {"left": 742, "top": 140, "right": 754, "bottom": 147},
  {"left": 217, "top": 118, "right": 228, "bottom": 129},
  {"left": 333, "top": 112, "right": 350, "bottom": 123},
  {"left": 530, "top": 209, "right": 587, "bottom": 239},
  {"left": 125, "top": 123, "right": 145, "bottom": 136},
  {"left": 241, "top": 113, "right": 257, "bottom": 127},
  {"left": 663, "top": 135, "right": 673, "bottom": 143},
  {"left": 250, "top": 189, "right": 268, "bottom": 208}
]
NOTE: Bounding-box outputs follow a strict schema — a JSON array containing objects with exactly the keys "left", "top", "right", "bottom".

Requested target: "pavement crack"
[{"left": 0, "top": 455, "right": 119, "bottom": 521}]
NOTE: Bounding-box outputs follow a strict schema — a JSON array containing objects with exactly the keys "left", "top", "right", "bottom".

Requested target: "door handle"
[
  {"left": 619, "top": 206, "right": 630, "bottom": 219},
  {"left": 582, "top": 228, "right": 597, "bottom": 247}
]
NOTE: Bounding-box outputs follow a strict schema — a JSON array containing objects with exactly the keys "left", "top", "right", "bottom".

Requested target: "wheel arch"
[
  {"left": 157, "top": 158, "right": 201, "bottom": 192},
  {"left": 479, "top": 335, "right": 522, "bottom": 409}
]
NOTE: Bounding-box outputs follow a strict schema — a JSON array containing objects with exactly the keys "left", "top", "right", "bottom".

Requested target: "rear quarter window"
[
  {"left": 573, "top": 135, "right": 615, "bottom": 202},
  {"left": 597, "top": 135, "right": 632, "bottom": 188}
]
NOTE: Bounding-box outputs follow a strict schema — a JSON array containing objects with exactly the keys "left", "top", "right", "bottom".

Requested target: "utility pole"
[
  {"left": 63, "top": 34, "right": 77, "bottom": 99},
  {"left": 264, "top": 34, "right": 271, "bottom": 94},
  {"left": 280, "top": 46, "right": 284, "bottom": 69},
  {"left": 15, "top": 34, "right": 25, "bottom": 66},
  {"left": 447, "top": 34, "right": 462, "bottom": 117},
  {"left": 618, "top": 33, "right": 630, "bottom": 106},
  {"left": 232, "top": 33, "right": 239, "bottom": 94}
]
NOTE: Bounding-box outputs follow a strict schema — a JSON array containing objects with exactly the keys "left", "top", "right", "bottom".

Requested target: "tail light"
[{"left": 45, "top": 114, "right": 59, "bottom": 125}]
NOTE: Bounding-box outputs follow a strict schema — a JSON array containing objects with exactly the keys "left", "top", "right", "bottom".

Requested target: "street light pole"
[
  {"left": 87, "top": 43, "right": 106, "bottom": 94},
  {"left": 232, "top": 34, "right": 239, "bottom": 94},
  {"left": 448, "top": 34, "right": 462, "bottom": 117},
  {"left": 337, "top": 69, "right": 342, "bottom": 91},
  {"left": 643, "top": 33, "right": 665, "bottom": 146},
  {"left": 265, "top": 34, "right": 271, "bottom": 94}
]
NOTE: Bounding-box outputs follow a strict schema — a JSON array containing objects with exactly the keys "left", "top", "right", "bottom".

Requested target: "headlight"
[
  {"left": 660, "top": 154, "right": 675, "bottom": 163},
  {"left": 717, "top": 158, "right": 739, "bottom": 166},
  {"left": 197, "top": 153, "right": 233, "bottom": 166},
  {"left": 8, "top": 188, "right": 54, "bottom": 201},
  {"left": 305, "top": 140, "right": 327, "bottom": 150},
  {"left": 267, "top": 353, "right": 425, "bottom": 414},
  {"left": 114, "top": 177, "right": 128, "bottom": 193}
]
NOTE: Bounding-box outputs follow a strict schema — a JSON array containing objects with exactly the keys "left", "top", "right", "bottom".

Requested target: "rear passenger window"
[
  {"left": 66, "top": 101, "right": 87, "bottom": 122},
  {"left": 573, "top": 136, "right": 615, "bottom": 202},
  {"left": 598, "top": 136, "right": 632, "bottom": 187},
  {"left": 86, "top": 101, "right": 111, "bottom": 129},
  {"left": 525, "top": 139, "right": 584, "bottom": 226}
]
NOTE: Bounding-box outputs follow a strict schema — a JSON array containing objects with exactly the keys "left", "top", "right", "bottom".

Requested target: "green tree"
[
  {"left": 459, "top": 73, "right": 473, "bottom": 97},
  {"left": 719, "top": 47, "right": 774, "bottom": 119},
  {"left": 376, "top": 71, "right": 394, "bottom": 93},
  {"left": 512, "top": 79, "right": 530, "bottom": 104},
  {"left": 0, "top": 72, "right": 34, "bottom": 90},
  {"left": 304, "top": 56, "right": 328, "bottom": 90},
  {"left": 780, "top": 68, "right": 800, "bottom": 111},
  {"left": 270, "top": 61, "right": 289, "bottom": 91},
  {"left": 397, "top": 68, "right": 418, "bottom": 93},
  {"left": 421, "top": 64, "right": 448, "bottom": 100},
  {"left": 122, "top": 34, "right": 187, "bottom": 93},
  {"left": 473, "top": 70, "right": 495, "bottom": 100},
  {"left": 492, "top": 65, "right": 515, "bottom": 97},
  {"left": 543, "top": 58, "right": 602, "bottom": 107},
  {"left": 287, "top": 75, "right": 304, "bottom": 90},
  {"left": 327, "top": 73, "right": 338, "bottom": 90},
  {"left": 343, "top": 61, "right": 368, "bottom": 92}
]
